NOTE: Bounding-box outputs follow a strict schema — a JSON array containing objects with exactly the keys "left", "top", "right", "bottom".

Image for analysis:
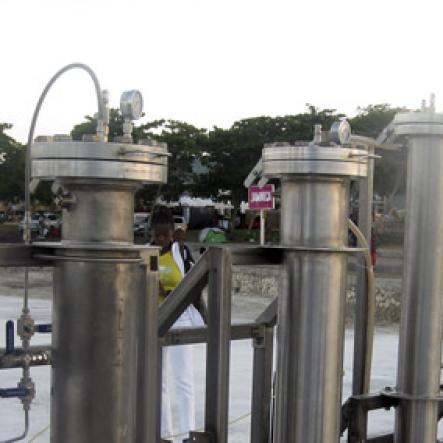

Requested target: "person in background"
[
  {"left": 174, "top": 228, "right": 194, "bottom": 272},
  {"left": 174, "top": 227, "right": 207, "bottom": 323},
  {"left": 151, "top": 208, "right": 204, "bottom": 443}
]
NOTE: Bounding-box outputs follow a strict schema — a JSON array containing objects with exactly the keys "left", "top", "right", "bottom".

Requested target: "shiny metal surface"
[
  {"left": 32, "top": 159, "right": 167, "bottom": 183},
  {"left": 48, "top": 207, "right": 159, "bottom": 443},
  {"left": 32, "top": 140, "right": 168, "bottom": 163},
  {"left": 32, "top": 140, "right": 168, "bottom": 183},
  {"left": 350, "top": 145, "right": 375, "bottom": 438},
  {"left": 51, "top": 255, "right": 144, "bottom": 443},
  {"left": 37, "top": 139, "right": 165, "bottom": 442},
  {"left": 262, "top": 144, "right": 367, "bottom": 178},
  {"left": 394, "top": 110, "right": 443, "bottom": 134},
  {"left": 274, "top": 176, "right": 350, "bottom": 443},
  {"left": 280, "top": 177, "right": 349, "bottom": 248},
  {"left": 120, "top": 90, "right": 144, "bottom": 120},
  {"left": 394, "top": 125, "right": 443, "bottom": 442},
  {"left": 61, "top": 183, "right": 135, "bottom": 243}
]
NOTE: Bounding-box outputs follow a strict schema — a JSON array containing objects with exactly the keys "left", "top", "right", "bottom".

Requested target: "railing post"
[
  {"left": 204, "top": 247, "right": 232, "bottom": 443},
  {"left": 136, "top": 250, "right": 159, "bottom": 443},
  {"left": 351, "top": 144, "right": 375, "bottom": 440},
  {"left": 250, "top": 325, "right": 274, "bottom": 443}
]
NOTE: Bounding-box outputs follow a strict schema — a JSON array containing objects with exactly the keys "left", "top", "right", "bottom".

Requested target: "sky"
[{"left": 1, "top": 0, "right": 443, "bottom": 142}]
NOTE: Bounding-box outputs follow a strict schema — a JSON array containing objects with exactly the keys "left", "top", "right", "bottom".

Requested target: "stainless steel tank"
[
  {"left": 392, "top": 107, "right": 443, "bottom": 443},
  {"left": 263, "top": 139, "right": 367, "bottom": 443},
  {"left": 31, "top": 138, "right": 168, "bottom": 442}
]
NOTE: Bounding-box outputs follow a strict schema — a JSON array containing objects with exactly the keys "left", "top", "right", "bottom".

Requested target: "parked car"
[
  {"left": 18, "top": 213, "right": 41, "bottom": 233},
  {"left": 173, "top": 215, "right": 187, "bottom": 232},
  {"left": 134, "top": 212, "right": 150, "bottom": 236},
  {"left": 43, "top": 213, "right": 62, "bottom": 232}
]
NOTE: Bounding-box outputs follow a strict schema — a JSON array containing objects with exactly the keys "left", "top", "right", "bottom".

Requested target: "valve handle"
[
  {"left": 0, "top": 388, "right": 28, "bottom": 398},
  {"left": 5, "top": 320, "right": 14, "bottom": 354},
  {"left": 35, "top": 324, "right": 52, "bottom": 333}
]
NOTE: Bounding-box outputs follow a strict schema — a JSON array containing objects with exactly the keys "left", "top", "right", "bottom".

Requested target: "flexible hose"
[
  {"left": 13, "top": 63, "right": 104, "bottom": 443},
  {"left": 348, "top": 218, "right": 376, "bottom": 394},
  {"left": 23, "top": 62, "right": 104, "bottom": 311},
  {"left": 0, "top": 409, "right": 29, "bottom": 443}
]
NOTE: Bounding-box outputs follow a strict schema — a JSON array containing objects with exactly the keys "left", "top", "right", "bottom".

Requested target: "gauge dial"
[
  {"left": 329, "top": 120, "right": 351, "bottom": 144},
  {"left": 120, "top": 90, "right": 144, "bottom": 120}
]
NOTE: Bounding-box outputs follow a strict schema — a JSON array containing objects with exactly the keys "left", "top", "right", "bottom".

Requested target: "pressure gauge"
[
  {"left": 329, "top": 120, "right": 351, "bottom": 145},
  {"left": 120, "top": 90, "right": 143, "bottom": 120}
]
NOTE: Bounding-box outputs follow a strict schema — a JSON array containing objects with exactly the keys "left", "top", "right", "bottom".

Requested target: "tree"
[
  {"left": 349, "top": 104, "right": 401, "bottom": 138},
  {"left": 71, "top": 111, "right": 209, "bottom": 206},
  {"left": 349, "top": 104, "right": 408, "bottom": 206},
  {"left": 203, "top": 106, "right": 345, "bottom": 205},
  {"left": 0, "top": 123, "right": 25, "bottom": 203},
  {"left": 71, "top": 108, "right": 126, "bottom": 142},
  {"left": 68, "top": 104, "right": 412, "bottom": 209}
]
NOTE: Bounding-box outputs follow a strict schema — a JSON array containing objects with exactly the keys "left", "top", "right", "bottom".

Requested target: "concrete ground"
[{"left": 2, "top": 294, "right": 443, "bottom": 442}]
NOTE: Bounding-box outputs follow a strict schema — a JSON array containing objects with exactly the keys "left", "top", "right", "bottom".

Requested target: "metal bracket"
[
  {"left": 252, "top": 325, "right": 266, "bottom": 349},
  {"left": 0, "top": 244, "right": 45, "bottom": 267},
  {"left": 342, "top": 393, "right": 399, "bottom": 442}
]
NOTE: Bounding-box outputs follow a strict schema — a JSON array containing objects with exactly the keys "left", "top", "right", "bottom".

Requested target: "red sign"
[{"left": 248, "top": 184, "right": 275, "bottom": 210}]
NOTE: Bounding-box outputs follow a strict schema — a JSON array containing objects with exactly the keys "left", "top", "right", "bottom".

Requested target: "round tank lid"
[
  {"left": 394, "top": 110, "right": 443, "bottom": 136},
  {"left": 262, "top": 143, "right": 368, "bottom": 178},
  {"left": 31, "top": 139, "right": 168, "bottom": 184}
]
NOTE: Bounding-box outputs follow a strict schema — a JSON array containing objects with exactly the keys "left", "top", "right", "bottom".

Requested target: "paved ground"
[{"left": 3, "top": 294, "right": 443, "bottom": 442}]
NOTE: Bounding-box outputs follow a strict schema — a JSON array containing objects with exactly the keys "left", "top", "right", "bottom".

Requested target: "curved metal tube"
[
  {"left": 5, "top": 64, "right": 104, "bottom": 443},
  {"left": 23, "top": 63, "right": 104, "bottom": 310},
  {"left": 0, "top": 409, "right": 29, "bottom": 443},
  {"left": 348, "top": 218, "right": 376, "bottom": 394}
]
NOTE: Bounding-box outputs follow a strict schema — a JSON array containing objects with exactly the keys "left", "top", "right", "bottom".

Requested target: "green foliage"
[
  {"left": 0, "top": 103, "right": 409, "bottom": 210},
  {"left": 71, "top": 112, "right": 209, "bottom": 204},
  {"left": 202, "top": 106, "right": 345, "bottom": 204},
  {"left": 0, "top": 123, "right": 25, "bottom": 202},
  {"left": 349, "top": 104, "right": 404, "bottom": 138},
  {"left": 150, "top": 120, "right": 209, "bottom": 199},
  {"left": 349, "top": 104, "right": 407, "bottom": 198},
  {"left": 71, "top": 108, "right": 126, "bottom": 142}
]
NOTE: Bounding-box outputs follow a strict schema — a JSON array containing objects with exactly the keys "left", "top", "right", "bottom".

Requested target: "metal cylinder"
[
  {"left": 61, "top": 182, "right": 135, "bottom": 243},
  {"left": 262, "top": 140, "right": 367, "bottom": 443},
  {"left": 31, "top": 138, "right": 167, "bottom": 442},
  {"left": 275, "top": 177, "right": 349, "bottom": 443},
  {"left": 393, "top": 110, "right": 443, "bottom": 442},
  {"left": 51, "top": 254, "right": 144, "bottom": 442}
]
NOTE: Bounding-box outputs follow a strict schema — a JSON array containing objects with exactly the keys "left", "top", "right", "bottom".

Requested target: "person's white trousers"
[{"left": 161, "top": 305, "right": 203, "bottom": 442}]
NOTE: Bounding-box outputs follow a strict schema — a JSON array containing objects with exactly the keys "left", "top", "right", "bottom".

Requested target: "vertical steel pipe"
[
  {"left": 350, "top": 145, "right": 375, "bottom": 441},
  {"left": 394, "top": 109, "right": 443, "bottom": 442},
  {"left": 262, "top": 138, "right": 367, "bottom": 443},
  {"left": 352, "top": 145, "right": 375, "bottom": 396},
  {"left": 51, "top": 185, "right": 145, "bottom": 442},
  {"left": 274, "top": 177, "right": 349, "bottom": 443},
  {"left": 51, "top": 256, "right": 144, "bottom": 443},
  {"left": 31, "top": 135, "right": 167, "bottom": 442},
  {"left": 61, "top": 183, "right": 135, "bottom": 243}
]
